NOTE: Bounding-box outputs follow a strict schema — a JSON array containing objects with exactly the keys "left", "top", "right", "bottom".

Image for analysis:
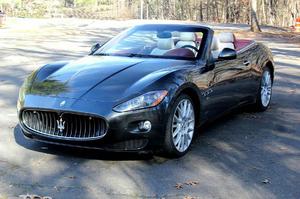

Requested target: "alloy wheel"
[
  {"left": 261, "top": 70, "right": 272, "bottom": 107},
  {"left": 171, "top": 99, "right": 195, "bottom": 152}
]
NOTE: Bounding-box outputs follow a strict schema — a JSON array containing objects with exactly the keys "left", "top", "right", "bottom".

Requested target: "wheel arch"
[
  {"left": 169, "top": 83, "right": 202, "bottom": 127},
  {"left": 265, "top": 60, "right": 275, "bottom": 82}
]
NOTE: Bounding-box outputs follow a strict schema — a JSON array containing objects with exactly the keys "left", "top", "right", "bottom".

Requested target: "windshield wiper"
[
  {"left": 94, "top": 53, "right": 157, "bottom": 58},
  {"left": 122, "top": 53, "right": 156, "bottom": 58},
  {"left": 93, "top": 53, "right": 111, "bottom": 56}
]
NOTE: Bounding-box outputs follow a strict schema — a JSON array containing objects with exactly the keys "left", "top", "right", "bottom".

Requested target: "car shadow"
[{"left": 13, "top": 124, "right": 153, "bottom": 161}]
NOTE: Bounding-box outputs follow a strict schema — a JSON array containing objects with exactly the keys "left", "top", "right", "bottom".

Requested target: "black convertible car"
[{"left": 17, "top": 24, "right": 274, "bottom": 157}]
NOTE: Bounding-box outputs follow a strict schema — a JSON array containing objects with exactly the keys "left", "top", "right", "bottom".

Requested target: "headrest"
[
  {"left": 157, "top": 38, "right": 174, "bottom": 50},
  {"left": 179, "top": 32, "right": 195, "bottom": 41},
  {"left": 211, "top": 36, "right": 220, "bottom": 51},
  {"left": 172, "top": 31, "right": 180, "bottom": 38},
  {"left": 157, "top": 31, "right": 172, "bottom": 39},
  {"left": 218, "top": 32, "right": 234, "bottom": 43}
]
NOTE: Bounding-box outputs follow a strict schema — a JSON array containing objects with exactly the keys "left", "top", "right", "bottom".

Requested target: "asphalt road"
[{"left": 0, "top": 18, "right": 299, "bottom": 199}]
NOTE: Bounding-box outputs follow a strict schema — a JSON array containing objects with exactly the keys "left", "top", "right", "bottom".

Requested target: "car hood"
[{"left": 30, "top": 56, "right": 191, "bottom": 102}]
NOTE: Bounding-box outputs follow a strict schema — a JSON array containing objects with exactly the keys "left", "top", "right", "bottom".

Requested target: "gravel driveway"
[{"left": 0, "top": 18, "right": 299, "bottom": 199}]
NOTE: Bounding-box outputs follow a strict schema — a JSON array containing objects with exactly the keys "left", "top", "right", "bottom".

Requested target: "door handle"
[{"left": 243, "top": 60, "right": 250, "bottom": 66}]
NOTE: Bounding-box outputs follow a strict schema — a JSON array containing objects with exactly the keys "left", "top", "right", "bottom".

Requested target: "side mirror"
[
  {"left": 218, "top": 48, "right": 237, "bottom": 60},
  {"left": 89, "top": 43, "right": 102, "bottom": 55}
]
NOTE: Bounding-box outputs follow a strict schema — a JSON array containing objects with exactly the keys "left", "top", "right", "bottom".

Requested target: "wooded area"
[{"left": 0, "top": 0, "right": 299, "bottom": 27}]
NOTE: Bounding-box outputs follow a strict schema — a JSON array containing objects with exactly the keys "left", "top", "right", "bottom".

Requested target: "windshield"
[{"left": 94, "top": 25, "right": 207, "bottom": 60}]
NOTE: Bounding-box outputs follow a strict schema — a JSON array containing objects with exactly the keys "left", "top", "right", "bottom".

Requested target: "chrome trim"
[
  {"left": 236, "top": 41, "right": 256, "bottom": 54},
  {"left": 21, "top": 109, "right": 108, "bottom": 141}
]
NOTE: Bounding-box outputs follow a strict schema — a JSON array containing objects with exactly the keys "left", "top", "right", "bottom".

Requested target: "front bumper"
[{"left": 18, "top": 95, "right": 168, "bottom": 151}]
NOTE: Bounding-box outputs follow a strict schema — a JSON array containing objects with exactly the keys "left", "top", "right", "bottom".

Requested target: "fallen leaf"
[
  {"left": 183, "top": 196, "right": 195, "bottom": 199},
  {"left": 279, "top": 146, "right": 287, "bottom": 151},
  {"left": 262, "top": 179, "right": 270, "bottom": 184},
  {"left": 53, "top": 186, "right": 59, "bottom": 192},
  {"left": 184, "top": 180, "right": 199, "bottom": 186},
  {"left": 66, "top": 175, "right": 76, "bottom": 179},
  {"left": 19, "top": 194, "right": 52, "bottom": 199},
  {"left": 174, "top": 183, "right": 183, "bottom": 189},
  {"left": 250, "top": 166, "right": 263, "bottom": 171},
  {"left": 289, "top": 89, "right": 296, "bottom": 93}
]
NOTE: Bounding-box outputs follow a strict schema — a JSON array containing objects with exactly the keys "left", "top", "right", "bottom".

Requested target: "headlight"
[
  {"left": 17, "top": 77, "right": 30, "bottom": 111},
  {"left": 113, "top": 90, "right": 168, "bottom": 112}
]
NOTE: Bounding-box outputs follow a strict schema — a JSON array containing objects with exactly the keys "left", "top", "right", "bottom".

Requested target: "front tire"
[
  {"left": 163, "top": 94, "right": 195, "bottom": 157},
  {"left": 254, "top": 67, "right": 273, "bottom": 111}
]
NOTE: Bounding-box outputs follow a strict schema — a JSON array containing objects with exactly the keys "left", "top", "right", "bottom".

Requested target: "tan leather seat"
[
  {"left": 211, "top": 33, "right": 235, "bottom": 59},
  {"left": 176, "top": 32, "right": 196, "bottom": 48},
  {"left": 151, "top": 33, "right": 174, "bottom": 56},
  {"left": 211, "top": 36, "right": 220, "bottom": 60},
  {"left": 218, "top": 32, "right": 235, "bottom": 51}
]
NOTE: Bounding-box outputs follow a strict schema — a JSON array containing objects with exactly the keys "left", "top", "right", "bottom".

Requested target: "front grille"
[{"left": 21, "top": 110, "right": 107, "bottom": 140}]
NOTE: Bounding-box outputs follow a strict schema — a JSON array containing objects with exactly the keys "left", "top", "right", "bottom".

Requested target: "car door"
[
  {"left": 233, "top": 44, "right": 260, "bottom": 104},
  {"left": 200, "top": 44, "right": 260, "bottom": 120},
  {"left": 199, "top": 56, "right": 242, "bottom": 120}
]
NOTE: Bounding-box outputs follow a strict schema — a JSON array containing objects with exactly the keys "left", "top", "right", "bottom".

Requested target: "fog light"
[{"left": 138, "top": 121, "right": 151, "bottom": 131}]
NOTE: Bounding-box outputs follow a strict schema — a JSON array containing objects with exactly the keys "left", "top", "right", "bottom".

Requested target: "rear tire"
[
  {"left": 253, "top": 67, "right": 273, "bottom": 112},
  {"left": 163, "top": 94, "right": 196, "bottom": 157}
]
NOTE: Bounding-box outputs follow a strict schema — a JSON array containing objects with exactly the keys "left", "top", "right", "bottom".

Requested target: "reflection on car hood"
[{"left": 30, "top": 56, "right": 190, "bottom": 101}]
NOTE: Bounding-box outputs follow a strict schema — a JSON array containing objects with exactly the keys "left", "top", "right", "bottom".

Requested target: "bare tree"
[
  {"left": 250, "top": 0, "right": 262, "bottom": 32},
  {"left": 0, "top": 0, "right": 298, "bottom": 27},
  {"left": 199, "top": 0, "right": 203, "bottom": 21},
  {"left": 140, "top": 0, "right": 143, "bottom": 19}
]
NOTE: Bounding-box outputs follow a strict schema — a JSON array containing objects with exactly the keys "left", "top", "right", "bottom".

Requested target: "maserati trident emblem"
[
  {"left": 56, "top": 117, "right": 65, "bottom": 133},
  {"left": 60, "top": 100, "right": 66, "bottom": 107}
]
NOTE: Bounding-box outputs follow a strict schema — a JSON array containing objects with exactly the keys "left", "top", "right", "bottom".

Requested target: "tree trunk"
[
  {"left": 262, "top": 0, "right": 266, "bottom": 25},
  {"left": 225, "top": 0, "right": 229, "bottom": 23},
  {"left": 140, "top": 0, "right": 143, "bottom": 19},
  {"left": 199, "top": 0, "right": 203, "bottom": 21},
  {"left": 206, "top": 0, "right": 209, "bottom": 21},
  {"left": 250, "top": 0, "right": 262, "bottom": 32}
]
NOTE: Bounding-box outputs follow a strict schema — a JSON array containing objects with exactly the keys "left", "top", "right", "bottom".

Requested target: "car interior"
[
  {"left": 149, "top": 31, "right": 254, "bottom": 59},
  {"left": 211, "top": 32, "right": 254, "bottom": 60},
  {"left": 150, "top": 31, "right": 201, "bottom": 58},
  {"left": 211, "top": 32, "right": 236, "bottom": 60},
  {"left": 102, "top": 30, "right": 254, "bottom": 60}
]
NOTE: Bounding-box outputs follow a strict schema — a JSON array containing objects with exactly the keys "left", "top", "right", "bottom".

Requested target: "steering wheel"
[{"left": 181, "top": 45, "right": 199, "bottom": 52}]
